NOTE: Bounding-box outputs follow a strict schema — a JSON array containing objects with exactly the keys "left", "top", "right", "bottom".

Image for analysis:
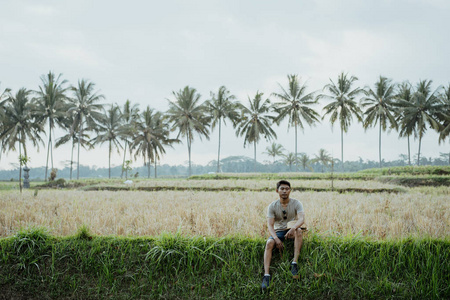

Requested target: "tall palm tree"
[
  {"left": 263, "top": 142, "right": 285, "bottom": 164},
  {"left": 93, "top": 104, "right": 123, "bottom": 178},
  {"left": 273, "top": 75, "right": 320, "bottom": 171},
  {"left": 68, "top": 79, "right": 105, "bottom": 179},
  {"left": 167, "top": 86, "right": 210, "bottom": 177},
  {"left": 0, "top": 88, "right": 43, "bottom": 192},
  {"left": 205, "top": 86, "right": 240, "bottom": 173},
  {"left": 35, "top": 71, "right": 69, "bottom": 181},
  {"left": 282, "top": 152, "right": 297, "bottom": 171},
  {"left": 55, "top": 115, "right": 93, "bottom": 180},
  {"left": 394, "top": 82, "right": 414, "bottom": 166},
  {"left": 396, "top": 80, "right": 442, "bottom": 165},
  {"left": 130, "top": 106, "right": 178, "bottom": 178},
  {"left": 236, "top": 91, "right": 277, "bottom": 171},
  {"left": 119, "top": 100, "right": 140, "bottom": 178},
  {"left": 298, "top": 153, "right": 312, "bottom": 171},
  {"left": 312, "top": 148, "right": 333, "bottom": 173},
  {"left": 361, "top": 76, "right": 398, "bottom": 168},
  {"left": 317, "top": 72, "right": 364, "bottom": 168}
]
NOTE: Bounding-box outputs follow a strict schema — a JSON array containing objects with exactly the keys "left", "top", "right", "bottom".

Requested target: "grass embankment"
[{"left": 1, "top": 227, "right": 448, "bottom": 299}]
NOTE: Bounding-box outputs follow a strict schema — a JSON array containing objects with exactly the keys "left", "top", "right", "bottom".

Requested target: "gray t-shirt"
[{"left": 267, "top": 198, "right": 304, "bottom": 232}]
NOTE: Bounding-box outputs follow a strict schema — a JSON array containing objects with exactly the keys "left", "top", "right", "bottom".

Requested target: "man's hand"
[
  {"left": 285, "top": 228, "right": 296, "bottom": 239},
  {"left": 274, "top": 237, "right": 284, "bottom": 250}
]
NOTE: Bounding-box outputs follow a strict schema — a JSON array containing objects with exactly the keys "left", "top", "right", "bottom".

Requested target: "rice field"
[{"left": 1, "top": 185, "right": 448, "bottom": 240}]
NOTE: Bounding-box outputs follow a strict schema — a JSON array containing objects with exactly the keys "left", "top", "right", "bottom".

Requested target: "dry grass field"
[{"left": 1, "top": 186, "right": 448, "bottom": 240}]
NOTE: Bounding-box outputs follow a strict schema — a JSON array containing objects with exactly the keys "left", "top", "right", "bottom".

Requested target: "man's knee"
[
  {"left": 265, "top": 239, "right": 275, "bottom": 250},
  {"left": 295, "top": 228, "right": 303, "bottom": 238}
]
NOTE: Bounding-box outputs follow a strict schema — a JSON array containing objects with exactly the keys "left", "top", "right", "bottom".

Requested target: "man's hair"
[{"left": 276, "top": 180, "right": 291, "bottom": 190}]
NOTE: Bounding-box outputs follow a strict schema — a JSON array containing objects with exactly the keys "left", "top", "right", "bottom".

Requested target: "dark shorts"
[{"left": 268, "top": 229, "right": 291, "bottom": 242}]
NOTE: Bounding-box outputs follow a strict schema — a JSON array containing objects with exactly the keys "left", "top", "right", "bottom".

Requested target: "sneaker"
[
  {"left": 261, "top": 275, "right": 271, "bottom": 289},
  {"left": 291, "top": 262, "right": 299, "bottom": 279}
]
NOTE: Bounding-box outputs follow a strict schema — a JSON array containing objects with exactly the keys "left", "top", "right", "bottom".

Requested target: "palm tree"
[
  {"left": 0, "top": 83, "right": 11, "bottom": 164},
  {"left": 68, "top": 79, "right": 105, "bottom": 179},
  {"left": 298, "top": 153, "right": 312, "bottom": 171},
  {"left": 205, "top": 86, "right": 240, "bottom": 173},
  {"left": 317, "top": 72, "right": 364, "bottom": 168},
  {"left": 396, "top": 80, "right": 442, "bottom": 165},
  {"left": 394, "top": 82, "right": 414, "bottom": 166},
  {"left": 282, "top": 152, "right": 297, "bottom": 172},
  {"left": 272, "top": 75, "right": 320, "bottom": 171},
  {"left": 361, "top": 76, "right": 398, "bottom": 168},
  {"left": 167, "top": 86, "right": 210, "bottom": 177},
  {"left": 93, "top": 104, "right": 123, "bottom": 178},
  {"left": 0, "top": 88, "right": 43, "bottom": 192},
  {"left": 130, "top": 106, "right": 178, "bottom": 178},
  {"left": 55, "top": 115, "right": 94, "bottom": 180},
  {"left": 263, "top": 142, "right": 285, "bottom": 164},
  {"left": 119, "top": 100, "right": 140, "bottom": 178},
  {"left": 312, "top": 148, "right": 333, "bottom": 173},
  {"left": 35, "top": 71, "right": 69, "bottom": 181},
  {"left": 437, "top": 84, "right": 450, "bottom": 146},
  {"left": 236, "top": 91, "right": 277, "bottom": 171}
]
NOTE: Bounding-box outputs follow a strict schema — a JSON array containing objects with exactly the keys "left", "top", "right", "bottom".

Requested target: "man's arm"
[
  {"left": 268, "top": 217, "right": 284, "bottom": 250},
  {"left": 285, "top": 212, "right": 305, "bottom": 238}
]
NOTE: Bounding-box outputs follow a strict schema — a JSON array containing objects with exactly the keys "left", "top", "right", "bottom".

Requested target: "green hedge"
[{"left": 1, "top": 227, "right": 449, "bottom": 299}]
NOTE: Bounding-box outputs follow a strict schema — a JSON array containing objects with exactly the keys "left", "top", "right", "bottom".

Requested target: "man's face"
[{"left": 277, "top": 184, "right": 291, "bottom": 200}]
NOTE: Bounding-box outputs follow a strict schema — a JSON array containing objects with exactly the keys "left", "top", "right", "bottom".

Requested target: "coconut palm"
[
  {"left": 236, "top": 91, "right": 277, "bottom": 171},
  {"left": 205, "top": 86, "right": 240, "bottom": 173},
  {"left": 119, "top": 100, "right": 140, "bottom": 178},
  {"left": 0, "top": 88, "right": 43, "bottom": 192},
  {"left": 55, "top": 115, "right": 94, "bottom": 180},
  {"left": 35, "top": 72, "right": 69, "bottom": 181},
  {"left": 396, "top": 80, "right": 442, "bottom": 165},
  {"left": 282, "top": 152, "right": 297, "bottom": 172},
  {"left": 437, "top": 84, "right": 450, "bottom": 146},
  {"left": 312, "top": 148, "right": 333, "bottom": 173},
  {"left": 298, "top": 153, "right": 312, "bottom": 171},
  {"left": 272, "top": 74, "right": 320, "bottom": 171},
  {"left": 263, "top": 142, "right": 285, "bottom": 164},
  {"left": 67, "top": 79, "right": 105, "bottom": 179},
  {"left": 361, "top": 76, "right": 398, "bottom": 168},
  {"left": 130, "top": 106, "right": 178, "bottom": 178},
  {"left": 317, "top": 72, "right": 364, "bottom": 168},
  {"left": 394, "top": 82, "right": 414, "bottom": 165},
  {"left": 93, "top": 104, "right": 123, "bottom": 178},
  {"left": 167, "top": 86, "right": 210, "bottom": 177}
]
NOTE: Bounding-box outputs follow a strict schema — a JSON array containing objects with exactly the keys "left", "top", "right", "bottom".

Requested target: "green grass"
[
  {"left": 1, "top": 227, "right": 448, "bottom": 299},
  {"left": 358, "top": 165, "right": 450, "bottom": 176}
]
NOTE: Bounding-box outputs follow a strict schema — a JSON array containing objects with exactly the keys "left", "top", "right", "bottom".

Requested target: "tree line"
[{"left": 1, "top": 72, "right": 449, "bottom": 187}]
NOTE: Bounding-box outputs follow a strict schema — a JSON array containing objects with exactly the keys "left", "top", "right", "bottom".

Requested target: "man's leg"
[
  {"left": 263, "top": 239, "right": 276, "bottom": 274},
  {"left": 293, "top": 228, "right": 303, "bottom": 263}
]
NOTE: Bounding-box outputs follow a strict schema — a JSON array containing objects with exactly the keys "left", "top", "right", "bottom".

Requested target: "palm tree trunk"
[
  {"left": 108, "top": 141, "right": 111, "bottom": 179},
  {"left": 77, "top": 124, "right": 82, "bottom": 180},
  {"left": 379, "top": 122, "right": 382, "bottom": 168},
  {"left": 45, "top": 122, "right": 52, "bottom": 181},
  {"left": 70, "top": 138, "right": 74, "bottom": 180},
  {"left": 217, "top": 119, "right": 221, "bottom": 173},
  {"left": 253, "top": 140, "right": 257, "bottom": 172},
  {"left": 121, "top": 140, "right": 127, "bottom": 178},
  {"left": 187, "top": 133, "right": 192, "bottom": 177},
  {"left": 407, "top": 135, "right": 411, "bottom": 166},
  {"left": 19, "top": 134, "right": 22, "bottom": 193},
  {"left": 341, "top": 126, "right": 344, "bottom": 171},
  {"left": 417, "top": 134, "right": 422, "bottom": 166},
  {"left": 154, "top": 157, "right": 157, "bottom": 178},
  {"left": 147, "top": 155, "right": 151, "bottom": 178},
  {"left": 50, "top": 127, "right": 54, "bottom": 171},
  {"left": 295, "top": 122, "right": 298, "bottom": 172}
]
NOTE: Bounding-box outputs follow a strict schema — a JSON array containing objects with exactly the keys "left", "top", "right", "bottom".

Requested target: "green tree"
[
  {"left": 119, "top": 100, "right": 140, "bottom": 178},
  {"left": 282, "top": 152, "right": 297, "bottom": 172},
  {"left": 394, "top": 82, "right": 414, "bottom": 166},
  {"left": 205, "top": 86, "right": 240, "bottom": 173},
  {"left": 298, "top": 153, "right": 312, "bottom": 171},
  {"left": 312, "top": 148, "right": 333, "bottom": 173},
  {"left": 68, "top": 79, "right": 105, "bottom": 179},
  {"left": 318, "top": 72, "right": 364, "bottom": 168},
  {"left": 0, "top": 88, "right": 43, "bottom": 192},
  {"left": 55, "top": 115, "right": 94, "bottom": 180},
  {"left": 263, "top": 142, "right": 285, "bottom": 164},
  {"left": 35, "top": 71, "right": 69, "bottom": 181},
  {"left": 361, "top": 76, "right": 398, "bottom": 168},
  {"left": 167, "top": 86, "right": 210, "bottom": 177},
  {"left": 437, "top": 84, "right": 450, "bottom": 153},
  {"left": 273, "top": 75, "right": 320, "bottom": 171},
  {"left": 93, "top": 104, "right": 123, "bottom": 178},
  {"left": 396, "top": 80, "right": 442, "bottom": 165},
  {"left": 236, "top": 92, "right": 277, "bottom": 171}
]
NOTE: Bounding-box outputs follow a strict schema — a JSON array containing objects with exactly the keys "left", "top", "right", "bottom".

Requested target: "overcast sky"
[{"left": 1, "top": 0, "right": 449, "bottom": 171}]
